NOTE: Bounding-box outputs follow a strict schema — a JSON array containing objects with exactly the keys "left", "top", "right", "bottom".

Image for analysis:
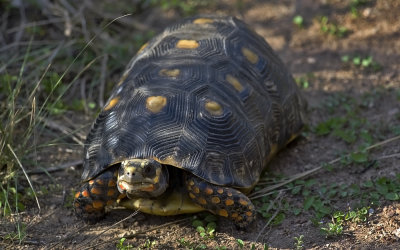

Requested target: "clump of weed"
[
  {"left": 320, "top": 207, "right": 369, "bottom": 237},
  {"left": 191, "top": 214, "right": 217, "bottom": 239},
  {"left": 294, "top": 235, "right": 304, "bottom": 249},
  {"left": 341, "top": 54, "right": 382, "bottom": 72},
  {"left": 319, "top": 16, "right": 348, "bottom": 38},
  {"left": 116, "top": 237, "right": 134, "bottom": 250}
]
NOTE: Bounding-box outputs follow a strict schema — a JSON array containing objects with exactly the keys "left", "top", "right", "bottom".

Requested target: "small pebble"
[
  {"left": 307, "top": 57, "right": 316, "bottom": 64},
  {"left": 393, "top": 228, "right": 400, "bottom": 238},
  {"left": 363, "top": 8, "right": 372, "bottom": 17},
  {"left": 368, "top": 208, "right": 374, "bottom": 215}
]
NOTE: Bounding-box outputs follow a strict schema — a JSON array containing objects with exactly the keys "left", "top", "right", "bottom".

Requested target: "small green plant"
[
  {"left": 257, "top": 193, "right": 287, "bottom": 225},
  {"left": 293, "top": 15, "right": 304, "bottom": 28},
  {"left": 320, "top": 220, "right": 343, "bottom": 237},
  {"left": 177, "top": 238, "right": 206, "bottom": 249},
  {"left": 350, "top": 0, "right": 370, "bottom": 18},
  {"left": 374, "top": 176, "right": 400, "bottom": 201},
  {"left": 236, "top": 239, "right": 244, "bottom": 249},
  {"left": 319, "top": 16, "right": 348, "bottom": 37},
  {"left": 116, "top": 237, "right": 133, "bottom": 250},
  {"left": 143, "top": 238, "right": 157, "bottom": 249},
  {"left": 295, "top": 73, "right": 314, "bottom": 89},
  {"left": 4, "top": 222, "right": 27, "bottom": 244},
  {"left": 321, "top": 207, "right": 370, "bottom": 237},
  {"left": 341, "top": 55, "right": 381, "bottom": 71},
  {"left": 191, "top": 214, "right": 217, "bottom": 238},
  {"left": 294, "top": 235, "right": 304, "bottom": 249}
]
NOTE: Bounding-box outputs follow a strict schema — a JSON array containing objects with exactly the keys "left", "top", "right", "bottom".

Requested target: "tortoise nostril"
[{"left": 126, "top": 172, "right": 135, "bottom": 176}]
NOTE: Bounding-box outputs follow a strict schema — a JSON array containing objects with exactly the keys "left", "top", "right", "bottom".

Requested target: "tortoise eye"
[{"left": 143, "top": 165, "right": 155, "bottom": 177}]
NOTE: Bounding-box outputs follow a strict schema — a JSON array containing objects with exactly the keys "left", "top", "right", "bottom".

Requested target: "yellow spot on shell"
[
  {"left": 176, "top": 39, "right": 199, "bottom": 49},
  {"left": 218, "top": 209, "right": 229, "bottom": 217},
  {"left": 159, "top": 68, "right": 180, "bottom": 77},
  {"left": 226, "top": 74, "right": 244, "bottom": 92},
  {"left": 241, "top": 47, "right": 259, "bottom": 64},
  {"left": 239, "top": 198, "right": 248, "bottom": 206},
  {"left": 211, "top": 197, "right": 220, "bottom": 204},
  {"left": 225, "top": 199, "right": 234, "bottom": 206},
  {"left": 205, "top": 187, "right": 213, "bottom": 195},
  {"left": 91, "top": 187, "right": 102, "bottom": 195},
  {"left": 189, "top": 193, "right": 196, "bottom": 199},
  {"left": 138, "top": 42, "right": 148, "bottom": 53},
  {"left": 198, "top": 197, "right": 207, "bottom": 205},
  {"left": 193, "top": 18, "right": 214, "bottom": 24},
  {"left": 104, "top": 97, "right": 119, "bottom": 111},
  {"left": 205, "top": 100, "right": 223, "bottom": 116},
  {"left": 146, "top": 96, "right": 167, "bottom": 113},
  {"left": 92, "top": 200, "right": 104, "bottom": 209}
]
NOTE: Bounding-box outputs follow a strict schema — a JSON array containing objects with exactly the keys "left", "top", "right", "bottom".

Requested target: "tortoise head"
[{"left": 117, "top": 159, "right": 169, "bottom": 198}]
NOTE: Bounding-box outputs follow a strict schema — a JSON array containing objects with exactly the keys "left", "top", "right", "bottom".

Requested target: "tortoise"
[{"left": 74, "top": 15, "right": 306, "bottom": 227}]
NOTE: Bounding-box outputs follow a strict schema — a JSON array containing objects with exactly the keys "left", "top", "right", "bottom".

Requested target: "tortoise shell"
[{"left": 81, "top": 16, "right": 306, "bottom": 189}]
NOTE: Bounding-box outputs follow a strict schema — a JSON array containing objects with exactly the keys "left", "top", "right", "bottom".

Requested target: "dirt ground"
[{"left": 1, "top": 0, "right": 400, "bottom": 249}]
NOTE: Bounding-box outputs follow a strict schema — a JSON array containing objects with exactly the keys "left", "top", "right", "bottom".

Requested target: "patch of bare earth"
[{"left": 1, "top": 0, "right": 399, "bottom": 249}]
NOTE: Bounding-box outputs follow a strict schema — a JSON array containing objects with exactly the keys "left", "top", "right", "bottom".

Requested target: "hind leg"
[{"left": 185, "top": 174, "right": 256, "bottom": 227}]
